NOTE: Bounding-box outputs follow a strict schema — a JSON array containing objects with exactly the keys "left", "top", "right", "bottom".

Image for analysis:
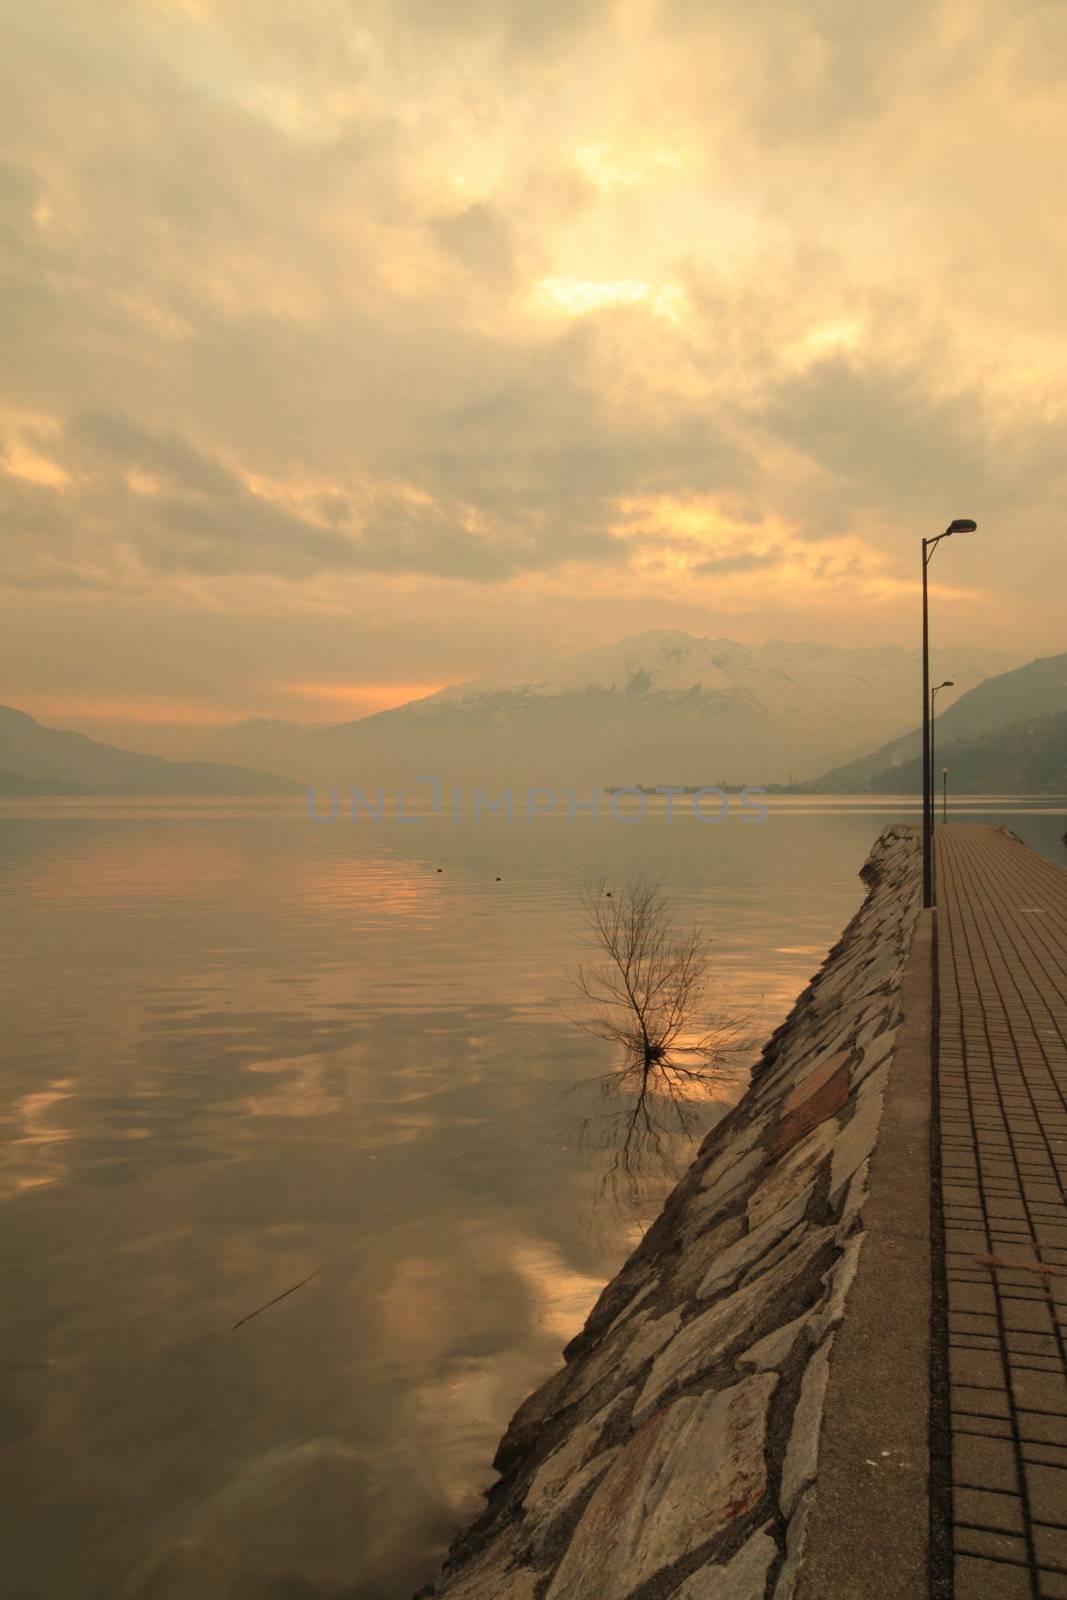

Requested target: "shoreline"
[{"left": 416, "top": 823, "right": 925, "bottom": 1599}]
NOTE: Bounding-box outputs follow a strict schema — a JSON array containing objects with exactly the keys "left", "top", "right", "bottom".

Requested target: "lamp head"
[{"left": 945, "top": 518, "right": 977, "bottom": 535}]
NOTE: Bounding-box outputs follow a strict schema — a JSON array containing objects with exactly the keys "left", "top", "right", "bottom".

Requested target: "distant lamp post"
[
  {"left": 931, "top": 680, "right": 954, "bottom": 822},
  {"left": 943, "top": 767, "right": 949, "bottom": 824},
  {"left": 922, "top": 520, "right": 977, "bottom": 908}
]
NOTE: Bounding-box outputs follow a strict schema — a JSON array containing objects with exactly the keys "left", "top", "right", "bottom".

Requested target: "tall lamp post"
[
  {"left": 922, "top": 521, "right": 978, "bottom": 908},
  {"left": 931, "top": 680, "right": 954, "bottom": 822}
]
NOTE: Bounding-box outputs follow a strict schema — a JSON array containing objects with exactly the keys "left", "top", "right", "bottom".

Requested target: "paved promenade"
[{"left": 935, "top": 825, "right": 1067, "bottom": 1599}]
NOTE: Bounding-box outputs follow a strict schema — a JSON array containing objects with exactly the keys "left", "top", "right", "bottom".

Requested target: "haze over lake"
[{"left": 2, "top": 795, "right": 1063, "bottom": 1600}]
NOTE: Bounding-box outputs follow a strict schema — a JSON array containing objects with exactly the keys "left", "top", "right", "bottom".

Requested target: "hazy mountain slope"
[
  {"left": 0, "top": 766, "right": 94, "bottom": 796},
  {"left": 265, "top": 631, "right": 1019, "bottom": 788},
  {"left": 865, "top": 708, "right": 1067, "bottom": 795},
  {"left": 200, "top": 717, "right": 330, "bottom": 775},
  {"left": 0, "top": 707, "right": 302, "bottom": 795},
  {"left": 809, "top": 649, "right": 1067, "bottom": 791},
  {"left": 413, "top": 632, "right": 1013, "bottom": 714},
  {"left": 807, "top": 728, "right": 921, "bottom": 792},
  {"left": 939, "top": 651, "right": 1067, "bottom": 737}
]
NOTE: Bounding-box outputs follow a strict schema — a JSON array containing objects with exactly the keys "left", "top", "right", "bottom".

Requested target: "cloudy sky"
[{"left": 2, "top": 0, "right": 1065, "bottom": 747}]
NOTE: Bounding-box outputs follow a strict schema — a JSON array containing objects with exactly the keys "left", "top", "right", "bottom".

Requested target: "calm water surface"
[{"left": 1, "top": 798, "right": 1064, "bottom": 1599}]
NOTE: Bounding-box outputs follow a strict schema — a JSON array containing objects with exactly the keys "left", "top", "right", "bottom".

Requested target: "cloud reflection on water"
[{"left": 1, "top": 803, "right": 937, "bottom": 1597}]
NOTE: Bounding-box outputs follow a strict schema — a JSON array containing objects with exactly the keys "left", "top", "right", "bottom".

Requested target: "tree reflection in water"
[{"left": 568, "top": 877, "right": 754, "bottom": 1204}]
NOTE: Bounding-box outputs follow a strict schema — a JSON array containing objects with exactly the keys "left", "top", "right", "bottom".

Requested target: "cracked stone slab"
[
  {"left": 851, "top": 1034, "right": 896, "bottom": 1090},
  {"left": 433, "top": 1535, "right": 540, "bottom": 1600},
  {"left": 561, "top": 1305, "right": 684, "bottom": 1413},
  {"left": 667, "top": 1215, "right": 747, "bottom": 1299},
  {"left": 525, "top": 1447, "right": 621, "bottom": 1550},
  {"left": 773, "top": 1488, "right": 814, "bottom": 1599},
  {"left": 493, "top": 1363, "right": 574, "bottom": 1469},
  {"left": 636, "top": 1228, "right": 834, "bottom": 1423},
  {"left": 544, "top": 1374, "right": 778, "bottom": 1600},
  {"left": 828, "top": 1065, "right": 889, "bottom": 1202},
  {"left": 833, "top": 1158, "right": 870, "bottom": 1239},
  {"left": 687, "top": 1144, "right": 766, "bottom": 1225},
  {"left": 781, "top": 1053, "right": 851, "bottom": 1117},
  {"left": 732, "top": 1216, "right": 818, "bottom": 1293},
  {"left": 808, "top": 1232, "right": 864, "bottom": 1343},
  {"left": 780, "top": 1338, "right": 834, "bottom": 1515},
  {"left": 747, "top": 1120, "right": 836, "bottom": 1229},
  {"left": 699, "top": 1185, "right": 814, "bottom": 1299},
  {"left": 769, "top": 1054, "right": 850, "bottom": 1160},
  {"left": 522, "top": 1387, "right": 634, "bottom": 1527},
  {"left": 739, "top": 1313, "right": 810, "bottom": 1373},
  {"left": 750, "top": 1025, "right": 851, "bottom": 1107},
  {"left": 595, "top": 1276, "right": 659, "bottom": 1343},
  {"left": 697, "top": 1119, "right": 763, "bottom": 1187},
  {"left": 673, "top": 1524, "right": 779, "bottom": 1598}
]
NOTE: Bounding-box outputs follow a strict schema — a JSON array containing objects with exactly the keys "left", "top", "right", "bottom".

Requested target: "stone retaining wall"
[{"left": 417, "top": 825, "right": 922, "bottom": 1600}]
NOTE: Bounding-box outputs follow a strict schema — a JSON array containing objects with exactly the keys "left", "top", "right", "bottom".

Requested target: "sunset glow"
[{"left": 0, "top": 0, "right": 1064, "bottom": 724}]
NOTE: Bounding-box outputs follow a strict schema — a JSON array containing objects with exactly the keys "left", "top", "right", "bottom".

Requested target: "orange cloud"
[
  {"left": 12, "top": 692, "right": 240, "bottom": 725},
  {"left": 277, "top": 681, "right": 445, "bottom": 715}
]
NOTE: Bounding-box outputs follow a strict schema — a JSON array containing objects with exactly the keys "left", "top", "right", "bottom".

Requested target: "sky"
[{"left": 1, "top": 0, "right": 1065, "bottom": 748}]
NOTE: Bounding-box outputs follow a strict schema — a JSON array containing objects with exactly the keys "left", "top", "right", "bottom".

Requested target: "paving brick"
[
  {"left": 953, "top": 1435, "right": 1021, "bottom": 1495},
  {"left": 953, "top": 1555, "right": 1037, "bottom": 1598},
  {"left": 1019, "top": 1413, "right": 1067, "bottom": 1447},
  {"left": 955, "top": 1385, "right": 1012, "bottom": 1420},
  {"left": 1034, "top": 1525, "right": 1067, "bottom": 1571},
  {"left": 952, "top": 1312, "right": 1003, "bottom": 1337},
  {"left": 952, "top": 1348, "right": 1009, "bottom": 1387},
  {"left": 1012, "top": 1370, "right": 1067, "bottom": 1415},
  {"left": 935, "top": 825, "right": 1067, "bottom": 1597},
  {"left": 959, "top": 1417, "right": 1016, "bottom": 1441},
  {"left": 954, "top": 1487, "right": 1026, "bottom": 1534},
  {"left": 955, "top": 1527, "right": 1030, "bottom": 1564},
  {"left": 1003, "top": 1302, "right": 1057, "bottom": 1334},
  {"left": 950, "top": 1285, "right": 1001, "bottom": 1316},
  {"left": 948, "top": 1227, "right": 995, "bottom": 1253},
  {"left": 1007, "top": 1333, "right": 1061, "bottom": 1356},
  {"left": 1025, "top": 1461, "right": 1067, "bottom": 1527}
]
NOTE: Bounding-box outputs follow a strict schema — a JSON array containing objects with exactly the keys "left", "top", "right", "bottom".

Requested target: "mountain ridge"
[
  {"left": 864, "top": 707, "right": 1067, "bottom": 795},
  {"left": 327, "top": 631, "right": 1017, "bottom": 726},
  {"left": 809, "top": 650, "right": 1067, "bottom": 791},
  {"left": 210, "top": 631, "right": 1021, "bottom": 787},
  {"left": 0, "top": 705, "right": 303, "bottom": 796},
  {"left": 6, "top": 633, "right": 1040, "bottom": 793}
]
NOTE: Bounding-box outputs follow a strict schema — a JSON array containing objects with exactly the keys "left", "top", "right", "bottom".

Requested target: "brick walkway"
[{"left": 936, "top": 824, "right": 1067, "bottom": 1599}]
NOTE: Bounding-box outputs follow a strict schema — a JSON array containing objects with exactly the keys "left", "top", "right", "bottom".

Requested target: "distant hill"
[
  {"left": 810, "top": 650, "right": 1067, "bottom": 792},
  {"left": 204, "top": 632, "right": 1020, "bottom": 788},
  {"left": 0, "top": 706, "right": 303, "bottom": 796},
  {"left": 0, "top": 767, "right": 94, "bottom": 796},
  {"left": 864, "top": 708, "right": 1067, "bottom": 795},
  {"left": 198, "top": 716, "right": 331, "bottom": 778}
]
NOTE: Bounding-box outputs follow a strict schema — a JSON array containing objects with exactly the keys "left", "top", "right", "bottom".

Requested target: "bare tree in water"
[{"left": 570, "top": 877, "right": 752, "bottom": 1195}]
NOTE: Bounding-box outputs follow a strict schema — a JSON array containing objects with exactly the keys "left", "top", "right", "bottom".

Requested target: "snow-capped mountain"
[
  {"left": 419, "top": 633, "right": 1014, "bottom": 727},
  {"left": 232, "top": 631, "right": 1020, "bottom": 789}
]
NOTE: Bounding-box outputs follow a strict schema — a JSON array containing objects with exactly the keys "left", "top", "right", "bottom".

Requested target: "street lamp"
[
  {"left": 922, "top": 520, "right": 977, "bottom": 908},
  {"left": 931, "top": 680, "right": 954, "bottom": 820}
]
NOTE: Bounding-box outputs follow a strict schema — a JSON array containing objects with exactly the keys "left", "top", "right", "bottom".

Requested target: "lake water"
[{"left": 1, "top": 797, "right": 1064, "bottom": 1600}]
